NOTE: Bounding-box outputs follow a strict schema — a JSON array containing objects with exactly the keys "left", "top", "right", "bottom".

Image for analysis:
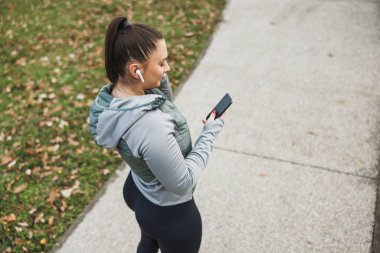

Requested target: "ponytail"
[
  {"left": 104, "top": 16, "right": 163, "bottom": 84},
  {"left": 104, "top": 16, "right": 126, "bottom": 84}
]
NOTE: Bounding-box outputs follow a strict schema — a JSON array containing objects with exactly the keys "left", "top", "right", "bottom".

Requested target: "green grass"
[{"left": 0, "top": 0, "right": 226, "bottom": 252}]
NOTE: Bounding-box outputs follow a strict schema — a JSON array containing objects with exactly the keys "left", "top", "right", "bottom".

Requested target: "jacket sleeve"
[
  {"left": 125, "top": 109, "right": 223, "bottom": 195},
  {"left": 158, "top": 74, "right": 174, "bottom": 102}
]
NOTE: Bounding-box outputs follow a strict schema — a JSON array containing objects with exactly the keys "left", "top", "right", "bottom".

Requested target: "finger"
[{"left": 209, "top": 110, "right": 217, "bottom": 121}]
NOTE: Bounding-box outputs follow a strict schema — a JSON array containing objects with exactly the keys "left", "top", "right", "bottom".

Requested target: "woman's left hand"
[{"left": 202, "top": 110, "right": 225, "bottom": 124}]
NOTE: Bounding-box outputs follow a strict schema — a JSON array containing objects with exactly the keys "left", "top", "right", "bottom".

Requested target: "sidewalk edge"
[
  {"left": 173, "top": 0, "right": 231, "bottom": 97},
  {"left": 49, "top": 161, "right": 127, "bottom": 253}
]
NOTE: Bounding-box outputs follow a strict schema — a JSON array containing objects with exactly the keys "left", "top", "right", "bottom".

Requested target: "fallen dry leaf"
[
  {"left": 5, "top": 213, "right": 16, "bottom": 222},
  {"left": 61, "top": 199, "right": 67, "bottom": 211},
  {"left": 47, "top": 189, "right": 60, "bottom": 205},
  {"left": 18, "top": 222, "right": 29, "bottom": 227},
  {"left": 101, "top": 0, "right": 113, "bottom": 5},
  {"left": 34, "top": 213, "right": 44, "bottom": 224},
  {"left": 72, "top": 180, "right": 80, "bottom": 190},
  {"left": 51, "top": 136, "right": 64, "bottom": 143},
  {"left": 15, "top": 238, "right": 28, "bottom": 245},
  {"left": 48, "top": 144, "right": 60, "bottom": 152},
  {"left": 7, "top": 179, "right": 15, "bottom": 191},
  {"left": 61, "top": 85, "right": 73, "bottom": 95},
  {"left": 15, "top": 57, "right": 27, "bottom": 66},
  {"left": 48, "top": 216, "right": 54, "bottom": 225},
  {"left": 1, "top": 155, "right": 13, "bottom": 165},
  {"left": 32, "top": 166, "right": 41, "bottom": 173},
  {"left": 8, "top": 160, "right": 17, "bottom": 168},
  {"left": 61, "top": 188, "right": 73, "bottom": 198},
  {"left": 68, "top": 137, "right": 79, "bottom": 146},
  {"left": 13, "top": 183, "right": 28, "bottom": 194}
]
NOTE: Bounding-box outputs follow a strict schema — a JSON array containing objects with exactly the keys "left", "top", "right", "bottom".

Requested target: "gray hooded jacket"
[{"left": 89, "top": 75, "right": 224, "bottom": 206}]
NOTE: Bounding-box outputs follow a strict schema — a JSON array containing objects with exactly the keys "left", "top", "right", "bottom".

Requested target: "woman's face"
[{"left": 142, "top": 39, "right": 171, "bottom": 89}]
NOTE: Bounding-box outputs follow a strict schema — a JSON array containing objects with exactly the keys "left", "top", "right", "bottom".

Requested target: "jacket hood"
[{"left": 89, "top": 84, "right": 166, "bottom": 149}]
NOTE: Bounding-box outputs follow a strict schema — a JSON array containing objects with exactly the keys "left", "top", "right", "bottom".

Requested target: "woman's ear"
[
  {"left": 129, "top": 63, "right": 140, "bottom": 80},
  {"left": 129, "top": 63, "right": 145, "bottom": 82}
]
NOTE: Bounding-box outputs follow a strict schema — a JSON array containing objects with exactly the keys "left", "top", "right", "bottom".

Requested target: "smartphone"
[{"left": 206, "top": 93, "right": 233, "bottom": 120}]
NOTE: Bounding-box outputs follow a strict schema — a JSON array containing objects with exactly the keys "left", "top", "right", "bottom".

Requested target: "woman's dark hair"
[{"left": 104, "top": 16, "right": 163, "bottom": 83}]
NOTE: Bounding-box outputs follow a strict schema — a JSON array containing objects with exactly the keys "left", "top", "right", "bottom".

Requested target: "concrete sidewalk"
[{"left": 53, "top": 0, "right": 380, "bottom": 252}]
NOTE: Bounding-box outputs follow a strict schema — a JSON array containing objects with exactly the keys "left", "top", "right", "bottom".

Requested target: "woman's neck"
[{"left": 111, "top": 81, "right": 144, "bottom": 98}]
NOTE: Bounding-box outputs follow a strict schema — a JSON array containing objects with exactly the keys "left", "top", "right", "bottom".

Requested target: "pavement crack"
[{"left": 214, "top": 146, "right": 377, "bottom": 181}]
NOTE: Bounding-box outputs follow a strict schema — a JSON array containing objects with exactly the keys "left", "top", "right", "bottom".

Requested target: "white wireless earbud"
[{"left": 135, "top": 69, "right": 145, "bottom": 83}]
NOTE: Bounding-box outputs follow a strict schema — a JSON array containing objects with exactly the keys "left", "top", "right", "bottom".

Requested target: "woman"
[{"left": 89, "top": 16, "right": 224, "bottom": 253}]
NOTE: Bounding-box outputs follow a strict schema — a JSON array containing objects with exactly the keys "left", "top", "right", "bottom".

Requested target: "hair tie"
[{"left": 120, "top": 20, "right": 132, "bottom": 29}]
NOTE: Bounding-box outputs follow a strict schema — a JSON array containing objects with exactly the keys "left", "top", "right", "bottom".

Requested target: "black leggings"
[{"left": 123, "top": 172, "right": 202, "bottom": 253}]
